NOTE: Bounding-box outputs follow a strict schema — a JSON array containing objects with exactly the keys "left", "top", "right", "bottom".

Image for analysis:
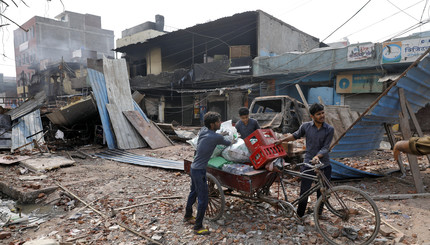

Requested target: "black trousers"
[{"left": 297, "top": 165, "right": 332, "bottom": 217}]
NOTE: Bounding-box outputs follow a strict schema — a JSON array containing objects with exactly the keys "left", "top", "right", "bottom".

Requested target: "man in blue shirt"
[
  {"left": 184, "top": 111, "right": 233, "bottom": 235},
  {"left": 275, "top": 103, "right": 334, "bottom": 218},
  {"left": 235, "top": 107, "right": 260, "bottom": 139}
]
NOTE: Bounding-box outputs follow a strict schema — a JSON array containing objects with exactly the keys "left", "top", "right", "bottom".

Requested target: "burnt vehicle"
[{"left": 249, "top": 95, "right": 310, "bottom": 133}]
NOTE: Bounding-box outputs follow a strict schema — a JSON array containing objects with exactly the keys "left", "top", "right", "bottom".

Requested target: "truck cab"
[{"left": 249, "top": 95, "right": 310, "bottom": 133}]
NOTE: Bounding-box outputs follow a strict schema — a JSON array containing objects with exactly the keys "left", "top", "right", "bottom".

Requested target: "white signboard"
[
  {"left": 347, "top": 44, "right": 374, "bottom": 62},
  {"left": 382, "top": 38, "right": 430, "bottom": 63}
]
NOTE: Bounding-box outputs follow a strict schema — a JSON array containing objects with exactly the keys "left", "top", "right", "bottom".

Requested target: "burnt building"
[
  {"left": 116, "top": 10, "right": 322, "bottom": 125},
  {"left": 14, "top": 11, "right": 114, "bottom": 98},
  {"left": 0, "top": 74, "right": 18, "bottom": 108}
]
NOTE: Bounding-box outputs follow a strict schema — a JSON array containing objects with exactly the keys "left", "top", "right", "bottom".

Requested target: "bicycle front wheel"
[{"left": 314, "top": 185, "right": 380, "bottom": 245}]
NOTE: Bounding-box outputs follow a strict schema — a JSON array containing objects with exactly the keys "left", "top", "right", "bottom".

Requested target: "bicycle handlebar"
[{"left": 296, "top": 160, "right": 324, "bottom": 169}]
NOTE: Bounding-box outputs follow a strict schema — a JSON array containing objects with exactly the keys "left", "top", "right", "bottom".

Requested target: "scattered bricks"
[
  {"left": 38, "top": 193, "right": 46, "bottom": 198},
  {"left": 30, "top": 183, "right": 41, "bottom": 189},
  {"left": 0, "top": 231, "right": 12, "bottom": 239}
]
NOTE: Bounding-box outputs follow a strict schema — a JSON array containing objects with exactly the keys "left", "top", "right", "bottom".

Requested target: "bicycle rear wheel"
[{"left": 314, "top": 185, "right": 380, "bottom": 245}]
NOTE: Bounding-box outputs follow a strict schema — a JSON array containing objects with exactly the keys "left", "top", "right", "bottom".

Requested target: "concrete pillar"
[{"left": 158, "top": 95, "right": 165, "bottom": 123}]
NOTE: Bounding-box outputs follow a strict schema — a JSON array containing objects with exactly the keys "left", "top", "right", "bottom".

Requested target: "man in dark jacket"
[{"left": 184, "top": 111, "right": 233, "bottom": 235}]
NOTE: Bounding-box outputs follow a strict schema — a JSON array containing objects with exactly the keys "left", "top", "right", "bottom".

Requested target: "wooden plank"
[
  {"left": 371, "top": 192, "right": 430, "bottom": 200},
  {"left": 398, "top": 88, "right": 424, "bottom": 193},
  {"left": 132, "top": 91, "right": 145, "bottom": 104},
  {"left": 404, "top": 98, "right": 430, "bottom": 163},
  {"left": 295, "top": 84, "right": 309, "bottom": 109},
  {"left": 106, "top": 104, "right": 146, "bottom": 149},
  {"left": 123, "top": 111, "right": 173, "bottom": 149},
  {"left": 384, "top": 123, "right": 406, "bottom": 175}
]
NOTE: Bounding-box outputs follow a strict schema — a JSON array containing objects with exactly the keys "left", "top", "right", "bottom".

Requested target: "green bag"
[{"left": 208, "top": 156, "right": 232, "bottom": 169}]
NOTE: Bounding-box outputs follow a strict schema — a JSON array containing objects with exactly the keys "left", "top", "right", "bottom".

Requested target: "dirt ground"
[{"left": 0, "top": 143, "right": 429, "bottom": 244}]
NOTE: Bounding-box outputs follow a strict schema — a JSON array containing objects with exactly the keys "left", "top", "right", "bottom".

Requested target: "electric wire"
[
  {"left": 344, "top": 0, "right": 424, "bottom": 39},
  {"left": 254, "top": 0, "right": 373, "bottom": 73},
  {"left": 420, "top": 0, "right": 428, "bottom": 21},
  {"left": 386, "top": 0, "right": 419, "bottom": 21}
]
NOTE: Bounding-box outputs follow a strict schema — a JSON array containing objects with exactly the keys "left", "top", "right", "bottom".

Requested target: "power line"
[
  {"left": 386, "top": 0, "right": 419, "bottom": 21},
  {"left": 254, "top": 0, "right": 373, "bottom": 73},
  {"left": 420, "top": 0, "right": 429, "bottom": 21},
  {"left": 321, "top": 0, "right": 373, "bottom": 43},
  {"left": 344, "top": 0, "right": 424, "bottom": 39}
]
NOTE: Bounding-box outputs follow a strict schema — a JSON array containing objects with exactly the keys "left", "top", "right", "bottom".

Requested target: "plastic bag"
[
  {"left": 186, "top": 120, "right": 239, "bottom": 159},
  {"left": 221, "top": 138, "right": 251, "bottom": 163}
]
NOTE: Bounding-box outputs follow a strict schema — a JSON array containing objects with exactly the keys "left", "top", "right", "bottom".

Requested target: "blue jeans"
[{"left": 185, "top": 168, "right": 208, "bottom": 230}]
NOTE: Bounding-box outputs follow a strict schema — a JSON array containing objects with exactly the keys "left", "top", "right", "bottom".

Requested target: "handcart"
[{"left": 183, "top": 159, "right": 381, "bottom": 245}]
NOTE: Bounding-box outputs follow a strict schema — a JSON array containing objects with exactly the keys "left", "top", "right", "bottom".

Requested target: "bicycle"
[{"left": 276, "top": 159, "right": 381, "bottom": 245}]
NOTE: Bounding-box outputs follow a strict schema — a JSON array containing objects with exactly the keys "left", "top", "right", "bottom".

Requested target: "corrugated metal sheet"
[
  {"left": 11, "top": 110, "right": 44, "bottom": 151},
  {"left": 87, "top": 69, "right": 117, "bottom": 149},
  {"left": 103, "top": 57, "right": 146, "bottom": 149},
  {"left": 331, "top": 56, "right": 430, "bottom": 158},
  {"left": 95, "top": 149, "right": 183, "bottom": 170},
  {"left": 331, "top": 159, "right": 382, "bottom": 179},
  {"left": 6, "top": 91, "right": 47, "bottom": 121}
]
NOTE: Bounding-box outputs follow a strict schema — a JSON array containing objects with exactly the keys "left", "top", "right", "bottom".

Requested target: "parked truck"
[
  {"left": 249, "top": 95, "right": 310, "bottom": 134},
  {"left": 249, "top": 95, "right": 359, "bottom": 142}
]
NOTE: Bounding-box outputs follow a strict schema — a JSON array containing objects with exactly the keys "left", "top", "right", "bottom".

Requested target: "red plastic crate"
[
  {"left": 244, "top": 129, "right": 277, "bottom": 153},
  {"left": 249, "top": 144, "right": 287, "bottom": 169}
]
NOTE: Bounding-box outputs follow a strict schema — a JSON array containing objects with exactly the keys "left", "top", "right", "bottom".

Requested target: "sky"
[{"left": 1, "top": 0, "right": 430, "bottom": 77}]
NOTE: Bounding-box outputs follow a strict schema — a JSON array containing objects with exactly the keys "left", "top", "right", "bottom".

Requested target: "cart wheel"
[{"left": 205, "top": 173, "right": 225, "bottom": 221}]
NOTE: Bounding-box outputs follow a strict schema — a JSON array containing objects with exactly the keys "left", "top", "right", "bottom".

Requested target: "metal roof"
[
  {"left": 87, "top": 69, "right": 117, "bottom": 149},
  {"left": 6, "top": 91, "right": 47, "bottom": 121},
  {"left": 331, "top": 55, "right": 430, "bottom": 158},
  {"left": 331, "top": 159, "right": 382, "bottom": 179},
  {"left": 95, "top": 149, "right": 183, "bottom": 170}
]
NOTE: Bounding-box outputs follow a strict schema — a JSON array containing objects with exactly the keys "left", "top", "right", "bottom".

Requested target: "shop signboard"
[
  {"left": 347, "top": 43, "right": 374, "bottom": 62},
  {"left": 382, "top": 38, "right": 430, "bottom": 63},
  {"left": 336, "top": 73, "right": 383, "bottom": 93}
]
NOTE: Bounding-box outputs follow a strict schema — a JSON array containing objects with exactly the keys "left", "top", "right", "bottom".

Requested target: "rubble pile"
[
  {"left": 337, "top": 149, "right": 430, "bottom": 173},
  {"left": 0, "top": 142, "right": 428, "bottom": 244}
]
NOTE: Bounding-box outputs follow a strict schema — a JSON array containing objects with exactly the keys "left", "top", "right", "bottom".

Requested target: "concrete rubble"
[{"left": 0, "top": 142, "right": 428, "bottom": 244}]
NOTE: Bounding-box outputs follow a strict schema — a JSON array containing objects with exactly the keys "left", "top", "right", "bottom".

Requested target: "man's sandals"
[{"left": 194, "top": 227, "right": 210, "bottom": 235}]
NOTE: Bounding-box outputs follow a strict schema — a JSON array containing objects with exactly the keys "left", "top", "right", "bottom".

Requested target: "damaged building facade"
[
  {"left": 116, "top": 10, "right": 323, "bottom": 125},
  {"left": 0, "top": 74, "right": 18, "bottom": 109},
  {"left": 13, "top": 11, "right": 114, "bottom": 99},
  {"left": 253, "top": 30, "right": 430, "bottom": 131}
]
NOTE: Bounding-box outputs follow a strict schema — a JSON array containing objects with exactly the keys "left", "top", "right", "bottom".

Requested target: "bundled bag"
[
  {"left": 221, "top": 138, "right": 251, "bottom": 163},
  {"left": 186, "top": 120, "right": 239, "bottom": 159}
]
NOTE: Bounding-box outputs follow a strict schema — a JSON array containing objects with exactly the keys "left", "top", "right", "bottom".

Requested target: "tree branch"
[{"left": 0, "top": 13, "right": 28, "bottom": 31}]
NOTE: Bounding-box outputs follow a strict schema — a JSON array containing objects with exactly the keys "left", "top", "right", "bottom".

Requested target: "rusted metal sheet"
[
  {"left": 123, "top": 111, "right": 173, "bottom": 149},
  {"left": 103, "top": 57, "right": 146, "bottom": 149},
  {"left": 6, "top": 91, "right": 47, "bottom": 121},
  {"left": 46, "top": 96, "right": 97, "bottom": 126},
  {"left": 11, "top": 110, "right": 44, "bottom": 152}
]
